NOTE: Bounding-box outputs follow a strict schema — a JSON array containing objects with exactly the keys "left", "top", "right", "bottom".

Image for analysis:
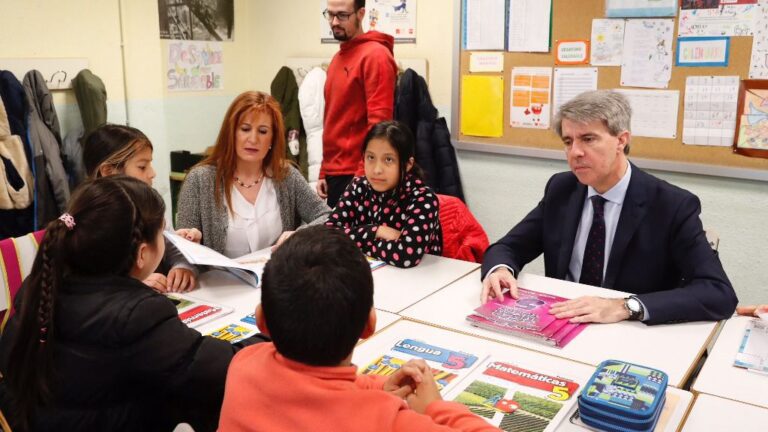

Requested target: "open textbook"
[
  {"left": 164, "top": 231, "right": 268, "bottom": 287},
  {"left": 466, "top": 288, "right": 588, "bottom": 348},
  {"left": 734, "top": 318, "right": 768, "bottom": 374}
]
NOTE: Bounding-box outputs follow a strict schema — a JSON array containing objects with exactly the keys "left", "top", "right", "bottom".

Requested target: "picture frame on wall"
[{"left": 733, "top": 79, "right": 768, "bottom": 158}]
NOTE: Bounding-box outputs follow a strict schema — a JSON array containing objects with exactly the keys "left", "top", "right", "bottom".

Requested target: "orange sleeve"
[{"left": 392, "top": 400, "right": 501, "bottom": 432}]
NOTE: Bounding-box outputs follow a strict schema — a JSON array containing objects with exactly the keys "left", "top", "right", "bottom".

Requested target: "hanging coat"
[
  {"left": 62, "top": 69, "right": 107, "bottom": 188},
  {"left": 0, "top": 99, "right": 33, "bottom": 210},
  {"left": 298, "top": 67, "right": 326, "bottom": 189},
  {"left": 394, "top": 69, "right": 464, "bottom": 201},
  {"left": 270, "top": 67, "right": 308, "bottom": 179},
  {"left": 0, "top": 71, "right": 34, "bottom": 238},
  {"left": 23, "top": 70, "right": 70, "bottom": 222}
]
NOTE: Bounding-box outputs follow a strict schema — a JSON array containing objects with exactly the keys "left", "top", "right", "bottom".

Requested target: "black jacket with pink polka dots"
[{"left": 326, "top": 174, "right": 443, "bottom": 268}]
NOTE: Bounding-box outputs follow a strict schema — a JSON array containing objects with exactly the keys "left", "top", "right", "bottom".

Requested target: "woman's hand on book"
[
  {"left": 737, "top": 304, "right": 768, "bottom": 320},
  {"left": 176, "top": 228, "right": 202, "bottom": 243},
  {"left": 481, "top": 267, "right": 518, "bottom": 304},
  {"left": 549, "top": 296, "right": 628, "bottom": 324},
  {"left": 143, "top": 273, "right": 168, "bottom": 292},
  {"left": 271, "top": 231, "right": 296, "bottom": 251},
  {"left": 167, "top": 267, "right": 197, "bottom": 293}
]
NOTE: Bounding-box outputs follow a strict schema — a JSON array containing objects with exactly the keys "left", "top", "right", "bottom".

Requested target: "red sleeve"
[{"left": 362, "top": 50, "right": 396, "bottom": 129}]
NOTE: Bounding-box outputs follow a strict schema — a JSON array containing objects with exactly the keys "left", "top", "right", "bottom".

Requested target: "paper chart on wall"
[
  {"left": 320, "top": 0, "right": 418, "bottom": 43},
  {"left": 683, "top": 76, "right": 739, "bottom": 147},
  {"left": 463, "top": 0, "right": 506, "bottom": 50},
  {"left": 507, "top": 0, "right": 552, "bottom": 53},
  {"left": 552, "top": 68, "right": 598, "bottom": 116},
  {"left": 615, "top": 89, "right": 680, "bottom": 139},
  {"left": 678, "top": 4, "right": 757, "bottom": 37},
  {"left": 510, "top": 67, "right": 552, "bottom": 129},
  {"left": 620, "top": 19, "right": 674, "bottom": 89},
  {"left": 605, "top": 0, "right": 677, "bottom": 17},
  {"left": 590, "top": 19, "right": 625, "bottom": 66},
  {"left": 749, "top": 0, "right": 768, "bottom": 79}
]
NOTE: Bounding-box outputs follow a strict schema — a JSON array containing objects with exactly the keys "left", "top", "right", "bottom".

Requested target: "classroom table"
[
  {"left": 371, "top": 254, "right": 479, "bottom": 313},
  {"left": 353, "top": 319, "right": 692, "bottom": 432},
  {"left": 400, "top": 270, "right": 721, "bottom": 388},
  {"left": 681, "top": 394, "right": 768, "bottom": 431},
  {"left": 692, "top": 315, "right": 768, "bottom": 409}
]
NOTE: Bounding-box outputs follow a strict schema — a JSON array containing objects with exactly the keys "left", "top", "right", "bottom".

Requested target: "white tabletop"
[
  {"left": 353, "top": 320, "right": 691, "bottom": 432},
  {"left": 682, "top": 394, "right": 768, "bottom": 432},
  {"left": 692, "top": 316, "right": 768, "bottom": 409},
  {"left": 400, "top": 270, "right": 720, "bottom": 387},
  {"left": 372, "top": 254, "right": 480, "bottom": 313}
]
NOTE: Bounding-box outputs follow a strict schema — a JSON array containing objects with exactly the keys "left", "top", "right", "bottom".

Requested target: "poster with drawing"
[
  {"left": 166, "top": 41, "right": 223, "bottom": 91},
  {"left": 749, "top": 0, "right": 768, "bottom": 79},
  {"left": 620, "top": 19, "right": 674, "bottom": 89},
  {"left": 158, "top": 0, "right": 234, "bottom": 41},
  {"left": 320, "top": 0, "right": 417, "bottom": 43},
  {"left": 510, "top": 67, "right": 552, "bottom": 130},
  {"left": 734, "top": 81, "right": 768, "bottom": 156},
  {"left": 678, "top": 3, "right": 757, "bottom": 37},
  {"left": 590, "top": 19, "right": 625, "bottom": 66}
]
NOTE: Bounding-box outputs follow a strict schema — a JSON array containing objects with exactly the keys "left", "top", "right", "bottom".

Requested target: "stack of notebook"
[{"left": 465, "top": 288, "right": 587, "bottom": 348}]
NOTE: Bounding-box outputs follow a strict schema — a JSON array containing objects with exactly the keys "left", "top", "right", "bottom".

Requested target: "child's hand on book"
[
  {"left": 404, "top": 362, "right": 442, "bottom": 414},
  {"left": 144, "top": 273, "right": 168, "bottom": 292},
  {"left": 383, "top": 359, "right": 427, "bottom": 398},
  {"left": 167, "top": 268, "right": 197, "bottom": 292}
]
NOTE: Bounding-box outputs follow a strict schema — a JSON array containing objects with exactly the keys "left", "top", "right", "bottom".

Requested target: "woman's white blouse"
[{"left": 223, "top": 178, "right": 282, "bottom": 258}]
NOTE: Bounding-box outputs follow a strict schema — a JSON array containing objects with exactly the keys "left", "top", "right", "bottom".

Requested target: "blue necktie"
[{"left": 580, "top": 196, "right": 606, "bottom": 287}]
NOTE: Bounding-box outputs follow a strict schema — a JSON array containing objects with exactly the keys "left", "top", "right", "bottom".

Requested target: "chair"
[
  {"left": 436, "top": 194, "right": 489, "bottom": 263},
  {"left": 0, "top": 230, "right": 45, "bottom": 332}
]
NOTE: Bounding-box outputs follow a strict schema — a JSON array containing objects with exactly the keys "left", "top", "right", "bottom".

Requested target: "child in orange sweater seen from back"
[{"left": 218, "top": 225, "right": 499, "bottom": 432}]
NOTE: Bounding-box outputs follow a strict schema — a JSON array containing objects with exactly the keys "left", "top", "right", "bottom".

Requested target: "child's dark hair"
[
  {"left": 261, "top": 225, "right": 373, "bottom": 366},
  {"left": 82, "top": 124, "right": 153, "bottom": 178},
  {"left": 362, "top": 120, "right": 425, "bottom": 186},
  {"left": 6, "top": 175, "right": 165, "bottom": 425}
]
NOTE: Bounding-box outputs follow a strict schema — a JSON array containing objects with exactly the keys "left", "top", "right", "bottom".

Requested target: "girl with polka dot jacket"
[{"left": 326, "top": 121, "right": 443, "bottom": 268}]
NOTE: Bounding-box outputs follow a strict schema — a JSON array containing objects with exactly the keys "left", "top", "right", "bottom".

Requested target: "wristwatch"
[{"left": 624, "top": 296, "right": 644, "bottom": 321}]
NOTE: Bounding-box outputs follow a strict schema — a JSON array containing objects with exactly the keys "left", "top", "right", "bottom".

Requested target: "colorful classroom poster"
[
  {"left": 507, "top": 0, "right": 552, "bottom": 53},
  {"left": 463, "top": 0, "right": 506, "bottom": 50},
  {"left": 510, "top": 67, "right": 552, "bottom": 130},
  {"left": 554, "top": 40, "right": 590, "bottom": 65},
  {"left": 620, "top": 19, "right": 674, "bottom": 89},
  {"left": 553, "top": 68, "right": 598, "bottom": 116},
  {"left": 736, "top": 87, "right": 768, "bottom": 150},
  {"left": 321, "top": 0, "right": 417, "bottom": 43},
  {"left": 683, "top": 76, "right": 739, "bottom": 146},
  {"left": 166, "top": 41, "right": 223, "bottom": 91},
  {"left": 590, "top": 19, "right": 625, "bottom": 66},
  {"left": 749, "top": 0, "right": 768, "bottom": 79},
  {"left": 676, "top": 37, "right": 730, "bottom": 67},
  {"left": 469, "top": 52, "right": 505, "bottom": 72},
  {"left": 605, "top": 0, "right": 677, "bottom": 17},
  {"left": 615, "top": 89, "right": 680, "bottom": 139},
  {"left": 678, "top": 3, "right": 757, "bottom": 37},
  {"left": 158, "top": 0, "right": 234, "bottom": 41},
  {"left": 461, "top": 75, "right": 504, "bottom": 137}
]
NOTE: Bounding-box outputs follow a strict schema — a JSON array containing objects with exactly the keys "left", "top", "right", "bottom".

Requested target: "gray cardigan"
[{"left": 176, "top": 164, "right": 330, "bottom": 254}]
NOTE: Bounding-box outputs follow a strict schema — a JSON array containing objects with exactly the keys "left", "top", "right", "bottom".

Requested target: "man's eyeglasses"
[{"left": 323, "top": 9, "right": 355, "bottom": 22}]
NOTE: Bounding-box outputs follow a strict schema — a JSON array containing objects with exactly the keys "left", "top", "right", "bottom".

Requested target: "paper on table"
[
  {"left": 605, "top": 0, "right": 677, "bottom": 17},
  {"left": 682, "top": 76, "right": 739, "bottom": 147},
  {"left": 620, "top": 19, "right": 674, "bottom": 89},
  {"left": 510, "top": 67, "right": 552, "bottom": 130},
  {"left": 590, "top": 19, "right": 625, "bottom": 66},
  {"left": 749, "top": 0, "right": 768, "bottom": 79},
  {"left": 463, "top": 0, "right": 506, "bottom": 50},
  {"left": 553, "top": 68, "right": 598, "bottom": 116},
  {"left": 507, "top": 0, "right": 552, "bottom": 53},
  {"left": 615, "top": 89, "right": 680, "bottom": 139},
  {"left": 461, "top": 75, "right": 504, "bottom": 137},
  {"left": 678, "top": 4, "right": 757, "bottom": 37},
  {"left": 469, "top": 52, "right": 505, "bottom": 72}
]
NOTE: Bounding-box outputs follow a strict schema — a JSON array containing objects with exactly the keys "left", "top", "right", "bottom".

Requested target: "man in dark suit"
[{"left": 481, "top": 90, "right": 737, "bottom": 325}]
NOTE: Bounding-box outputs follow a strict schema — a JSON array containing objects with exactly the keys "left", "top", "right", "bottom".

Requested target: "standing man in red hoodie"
[{"left": 318, "top": 0, "right": 398, "bottom": 208}]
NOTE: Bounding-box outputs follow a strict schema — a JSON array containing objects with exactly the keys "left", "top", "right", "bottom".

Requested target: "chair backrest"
[
  {"left": 436, "top": 194, "right": 489, "bottom": 263},
  {"left": 0, "top": 230, "right": 45, "bottom": 331}
]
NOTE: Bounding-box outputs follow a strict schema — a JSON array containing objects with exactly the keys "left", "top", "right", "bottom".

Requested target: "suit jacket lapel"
[
  {"left": 604, "top": 165, "right": 651, "bottom": 288},
  {"left": 556, "top": 182, "right": 587, "bottom": 279}
]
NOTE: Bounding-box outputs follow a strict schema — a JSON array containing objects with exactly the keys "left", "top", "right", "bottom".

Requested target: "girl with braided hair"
[{"left": 0, "top": 176, "right": 268, "bottom": 431}]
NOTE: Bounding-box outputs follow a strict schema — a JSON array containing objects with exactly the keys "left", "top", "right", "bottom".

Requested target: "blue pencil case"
[{"left": 578, "top": 359, "right": 668, "bottom": 430}]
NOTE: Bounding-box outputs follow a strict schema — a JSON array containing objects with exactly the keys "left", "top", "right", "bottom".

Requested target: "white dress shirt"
[{"left": 223, "top": 178, "right": 282, "bottom": 258}]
